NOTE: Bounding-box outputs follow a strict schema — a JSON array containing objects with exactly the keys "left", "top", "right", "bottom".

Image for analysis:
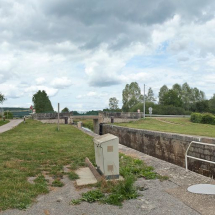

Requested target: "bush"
[
  {"left": 190, "top": 113, "right": 203, "bottom": 123},
  {"left": 201, "top": 113, "right": 215, "bottom": 125}
]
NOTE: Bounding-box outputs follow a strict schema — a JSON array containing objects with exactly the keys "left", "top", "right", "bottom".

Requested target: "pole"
[
  {"left": 58, "top": 103, "right": 60, "bottom": 131},
  {"left": 143, "top": 84, "right": 145, "bottom": 119}
]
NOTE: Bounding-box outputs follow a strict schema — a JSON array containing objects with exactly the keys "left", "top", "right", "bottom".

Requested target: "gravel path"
[{"left": 0, "top": 119, "right": 23, "bottom": 134}]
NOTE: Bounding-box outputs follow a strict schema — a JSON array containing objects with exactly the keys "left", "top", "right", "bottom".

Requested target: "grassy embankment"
[
  {"left": 115, "top": 117, "right": 215, "bottom": 137},
  {"left": 0, "top": 119, "right": 165, "bottom": 210},
  {"left": 0, "top": 120, "right": 9, "bottom": 126}
]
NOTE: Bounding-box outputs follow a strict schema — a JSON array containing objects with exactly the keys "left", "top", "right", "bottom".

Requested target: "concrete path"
[{"left": 0, "top": 119, "right": 23, "bottom": 134}]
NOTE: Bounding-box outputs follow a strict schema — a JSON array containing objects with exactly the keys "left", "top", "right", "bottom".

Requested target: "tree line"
[{"left": 108, "top": 82, "right": 215, "bottom": 115}]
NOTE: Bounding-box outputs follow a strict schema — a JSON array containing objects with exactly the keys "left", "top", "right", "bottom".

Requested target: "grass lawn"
[
  {"left": 115, "top": 117, "right": 215, "bottom": 138},
  {"left": 0, "top": 119, "right": 94, "bottom": 210},
  {"left": 0, "top": 120, "right": 9, "bottom": 126}
]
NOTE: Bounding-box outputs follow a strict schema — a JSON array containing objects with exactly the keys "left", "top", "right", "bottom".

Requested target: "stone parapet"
[{"left": 101, "top": 124, "right": 215, "bottom": 178}]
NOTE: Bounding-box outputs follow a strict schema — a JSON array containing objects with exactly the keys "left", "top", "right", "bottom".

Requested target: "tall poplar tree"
[
  {"left": 32, "top": 90, "right": 54, "bottom": 113},
  {"left": 122, "top": 82, "right": 143, "bottom": 111}
]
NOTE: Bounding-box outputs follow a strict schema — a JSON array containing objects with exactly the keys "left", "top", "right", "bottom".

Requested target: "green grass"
[
  {"left": 0, "top": 120, "right": 9, "bottom": 126},
  {"left": 51, "top": 179, "right": 64, "bottom": 187},
  {"left": 68, "top": 171, "right": 79, "bottom": 180},
  {"left": 0, "top": 119, "right": 94, "bottom": 210},
  {"left": 115, "top": 117, "right": 215, "bottom": 137}
]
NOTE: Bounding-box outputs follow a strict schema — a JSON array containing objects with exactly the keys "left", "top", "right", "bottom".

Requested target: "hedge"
[{"left": 190, "top": 112, "right": 215, "bottom": 125}]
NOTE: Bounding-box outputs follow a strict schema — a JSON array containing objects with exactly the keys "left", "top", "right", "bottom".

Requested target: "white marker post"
[
  {"left": 58, "top": 103, "right": 60, "bottom": 131},
  {"left": 143, "top": 84, "right": 145, "bottom": 119}
]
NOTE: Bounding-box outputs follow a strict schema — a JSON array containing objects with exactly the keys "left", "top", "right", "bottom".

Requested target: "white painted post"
[
  {"left": 143, "top": 84, "right": 145, "bottom": 119},
  {"left": 58, "top": 103, "right": 60, "bottom": 131}
]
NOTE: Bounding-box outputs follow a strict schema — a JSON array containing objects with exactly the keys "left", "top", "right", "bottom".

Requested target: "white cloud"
[
  {"left": 36, "top": 77, "right": 46, "bottom": 85},
  {"left": 51, "top": 77, "right": 72, "bottom": 89},
  {"left": 24, "top": 86, "right": 58, "bottom": 97}
]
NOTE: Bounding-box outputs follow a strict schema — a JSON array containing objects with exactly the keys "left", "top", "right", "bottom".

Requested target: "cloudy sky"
[{"left": 0, "top": 0, "right": 215, "bottom": 111}]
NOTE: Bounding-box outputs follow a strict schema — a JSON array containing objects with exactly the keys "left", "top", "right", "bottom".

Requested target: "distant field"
[
  {"left": 115, "top": 117, "right": 215, "bottom": 138},
  {"left": 0, "top": 120, "right": 9, "bottom": 126}
]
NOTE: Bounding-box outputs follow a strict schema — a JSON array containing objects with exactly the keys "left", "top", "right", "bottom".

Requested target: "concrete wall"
[{"left": 102, "top": 124, "right": 215, "bottom": 177}]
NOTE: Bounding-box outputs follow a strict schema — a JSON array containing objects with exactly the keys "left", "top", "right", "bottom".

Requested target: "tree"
[
  {"left": 0, "top": 93, "right": 6, "bottom": 104},
  {"left": 122, "top": 82, "right": 143, "bottom": 111},
  {"left": 109, "top": 97, "right": 119, "bottom": 110},
  {"left": 172, "top": 83, "right": 182, "bottom": 95},
  {"left": 209, "top": 94, "right": 215, "bottom": 113},
  {"left": 32, "top": 90, "right": 54, "bottom": 113},
  {"left": 146, "top": 87, "right": 156, "bottom": 102},
  {"left": 162, "top": 90, "right": 183, "bottom": 107},
  {"left": 158, "top": 85, "right": 169, "bottom": 105},
  {"left": 61, "top": 107, "right": 70, "bottom": 113},
  {"left": 181, "top": 82, "right": 192, "bottom": 110}
]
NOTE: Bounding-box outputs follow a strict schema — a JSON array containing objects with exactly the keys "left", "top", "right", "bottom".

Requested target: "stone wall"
[
  {"left": 39, "top": 118, "right": 73, "bottom": 124},
  {"left": 103, "top": 118, "right": 139, "bottom": 123},
  {"left": 102, "top": 124, "right": 215, "bottom": 177},
  {"left": 32, "top": 113, "right": 71, "bottom": 120}
]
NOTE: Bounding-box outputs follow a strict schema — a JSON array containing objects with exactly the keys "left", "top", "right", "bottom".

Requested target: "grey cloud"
[
  {"left": 1, "top": 0, "right": 215, "bottom": 52},
  {"left": 89, "top": 75, "right": 121, "bottom": 87}
]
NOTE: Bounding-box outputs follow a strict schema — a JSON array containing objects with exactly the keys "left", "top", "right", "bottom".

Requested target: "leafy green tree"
[
  {"left": 146, "top": 87, "right": 156, "bottom": 102},
  {"left": 109, "top": 97, "right": 119, "bottom": 110},
  {"left": 32, "top": 90, "right": 54, "bottom": 113},
  {"left": 158, "top": 85, "right": 169, "bottom": 105},
  {"left": 0, "top": 93, "right": 6, "bottom": 104},
  {"left": 162, "top": 90, "right": 183, "bottom": 107},
  {"left": 172, "top": 84, "right": 182, "bottom": 95},
  {"left": 61, "top": 107, "right": 70, "bottom": 113},
  {"left": 122, "top": 82, "right": 143, "bottom": 111}
]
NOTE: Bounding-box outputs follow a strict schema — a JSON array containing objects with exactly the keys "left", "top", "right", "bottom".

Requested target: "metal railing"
[{"left": 185, "top": 141, "right": 215, "bottom": 171}]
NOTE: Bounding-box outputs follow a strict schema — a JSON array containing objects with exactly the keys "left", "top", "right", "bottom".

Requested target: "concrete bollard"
[
  {"left": 70, "top": 118, "right": 74, "bottom": 124},
  {"left": 77, "top": 121, "right": 82, "bottom": 128}
]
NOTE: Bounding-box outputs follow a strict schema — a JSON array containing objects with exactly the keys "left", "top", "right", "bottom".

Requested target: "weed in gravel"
[
  {"left": 51, "top": 179, "right": 64, "bottom": 187},
  {"left": 70, "top": 199, "right": 82, "bottom": 205},
  {"left": 68, "top": 171, "right": 79, "bottom": 180},
  {"left": 81, "top": 190, "right": 105, "bottom": 203}
]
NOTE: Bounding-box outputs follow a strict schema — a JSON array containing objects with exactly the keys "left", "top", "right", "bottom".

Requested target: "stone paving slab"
[
  {"left": 0, "top": 119, "right": 23, "bottom": 134},
  {"left": 75, "top": 167, "right": 97, "bottom": 186}
]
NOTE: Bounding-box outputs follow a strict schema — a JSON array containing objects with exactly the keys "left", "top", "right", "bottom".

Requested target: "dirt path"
[{"left": 155, "top": 117, "right": 184, "bottom": 126}]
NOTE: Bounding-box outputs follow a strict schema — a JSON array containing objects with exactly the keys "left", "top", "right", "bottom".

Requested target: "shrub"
[
  {"left": 201, "top": 113, "right": 215, "bottom": 125},
  {"left": 190, "top": 113, "right": 203, "bottom": 123}
]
